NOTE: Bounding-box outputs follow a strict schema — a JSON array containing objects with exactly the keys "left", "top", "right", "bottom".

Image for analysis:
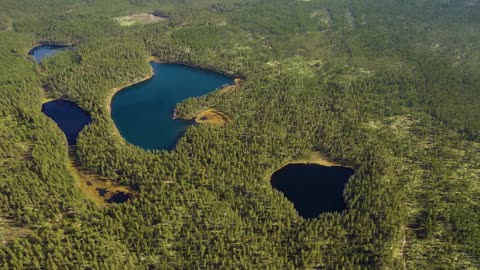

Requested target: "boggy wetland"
[{"left": 32, "top": 45, "right": 139, "bottom": 205}]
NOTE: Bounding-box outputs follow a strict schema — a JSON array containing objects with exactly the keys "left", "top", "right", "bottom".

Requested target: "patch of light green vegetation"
[
  {"left": 232, "top": 44, "right": 252, "bottom": 52},
  {"left": 266, "top": 57, "right": 323, "bottom": 78},
  {"left": 267, "top": 57, "right": 374, "bottom": 88},
  {"left": 114, "top": 13, "right": 166, "bottom": 27},
  {"left": 337, "top": 66, "right": 374, "bottom": 86},
  {"left": 114, "top": 17, "right": 138, "bottom": 26},
  {"left": 364, "top": 115, "right": 416, "bottom": 139},
  {"left": 363, "top": 111, "right": 480, "bottom": 269},
  {"left": 310, "top": 9, "right": 332, "bottom": 30},
  {"left": 0, "top": 14, "right": 12, "bottom": 31},
  {"left": 344, "top": 9, "right": 355, "bottom": 30}
]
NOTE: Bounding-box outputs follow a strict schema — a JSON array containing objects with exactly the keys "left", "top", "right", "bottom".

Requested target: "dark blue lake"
[
  {"left": 29, "top": 44, "right": 69, "bottom": 64},
  {"left": 42, "top": 100, "right": 92, "bottom": 145},
  {"left": 111, "top": 63, "right": 233, "bottom": 150},
  {"left": 271, "top": 164, "right": 354, "bottom": 219}
]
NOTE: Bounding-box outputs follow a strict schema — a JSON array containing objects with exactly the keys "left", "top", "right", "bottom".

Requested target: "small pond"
[
  {"left": 41, "top": 100, "right": 92, "bottom": 145},
  {"left": 107, "top": 192, "right": 132, "bottom": 203},
  {"left": 271, "top": 164, "right": 354, "bottom": 219},
  {"left": 29, "top": 44, "right": 70, "bottom": 64},
  {"left": 111, "top": 62, "right": 234, "bottom": 150},
  {"left": 96, "top": 188, "right": 133, "bottom": 204}
]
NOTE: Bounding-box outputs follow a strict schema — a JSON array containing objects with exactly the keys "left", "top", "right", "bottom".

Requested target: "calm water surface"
[
  {"left": 271, "top": 164, "right": 354, "bottom": 219},
  {"left": 29, "top": 44, "right": 69, "bottom": 64},
  {"left": 111, "top": 63, "right": 233, "bottom": 150},
  {"left": 42, "top": 100, "right": 92, "bottom": 145}
]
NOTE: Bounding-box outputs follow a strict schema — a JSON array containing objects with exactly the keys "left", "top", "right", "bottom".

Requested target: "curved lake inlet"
[
  {"left": 271, "top": 164, "right": 354, "bottom": 219},
  {"left": 29, "top": 44, "right": 70, "bottom": 64},
  {"left": 111, "top": 63, "right": 234, "bottom": 150},
  {"left": 42, "top": 100, "right": 92, "bottom": 145}
]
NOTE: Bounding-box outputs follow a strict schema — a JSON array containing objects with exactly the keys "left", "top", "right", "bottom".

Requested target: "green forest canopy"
[{"left": 0, "top": 0, "right": 479, "bottom": 269}]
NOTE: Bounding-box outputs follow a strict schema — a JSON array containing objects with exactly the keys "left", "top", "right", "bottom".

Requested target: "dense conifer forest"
[{"left": 0, "top": 0, "right": 479, "bottom": 269}]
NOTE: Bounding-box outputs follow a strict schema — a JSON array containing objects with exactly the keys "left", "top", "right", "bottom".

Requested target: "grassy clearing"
[
  {"left": 114, "top": 13, "right": 167, "bottom": 26},
  {"left": 147, "top": 56, "right": 162, "bottom": 63},
  {"left": 363, "top": 112, "right": 480, "bottom": 268},
  {"left": 289, "top": 152, "right": 347, "bottom": 167},
  {"left": 195, "top": 108, "right": 231, "bottom": 126},
  {"left": 68, "top": 158, "right": 137, "bottom": 207},
  {"left": 218, "top": 78, "right": 244, "bottom": 95}
]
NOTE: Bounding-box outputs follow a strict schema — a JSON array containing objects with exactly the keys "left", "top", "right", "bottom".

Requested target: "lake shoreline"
[
  {"left": 107, "top": 58, "right": 240, "bottom": 144},
  {"left": 264, "top": 152, "right": 354, "bottom": 181},
  {"left": 109, "top": 58, "right": 234, "bottom": 150},
  {"left": 106, "top": 65, "right": 154, "bottom": 115},
  {"left": 271, "top": 162, "right": 354, "bottom": 218},
  {"left": 286, "top": 152, "right": 347, "bottom": 168},
  {"left": 172, "top": 78, "right": 242, "bottom": 120},
  {"left": 105, "top": 64, "right": 154, "bottom": 143},
  {"left": 107, "top": 58, "right": 241, "bottom": 116},
  {"left": 147, "top": 56, "right": 245, "bottom": 80},
  {"left": 41, "top": 100, "right": 93, "bottom": 146},
  {"left": 194, "top": 108, "right": 231, "bottom": 126},
  {"left": 28, "top": 42, "right": 75, "bottom": 56}
]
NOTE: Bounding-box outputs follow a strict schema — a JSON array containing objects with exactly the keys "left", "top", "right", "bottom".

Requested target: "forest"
[{"left": 0, "top": 0, "right": 479, "bottom": 269}]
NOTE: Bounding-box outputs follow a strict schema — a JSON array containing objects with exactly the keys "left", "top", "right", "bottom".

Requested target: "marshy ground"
[{"left": 195, "top": 108, "right": 231, "bottom": 126}]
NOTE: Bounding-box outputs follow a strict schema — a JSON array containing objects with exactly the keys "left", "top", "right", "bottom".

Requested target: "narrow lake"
[
  {"left": 42, "top": 100, "right": 92, "bottom": 145},
  {"left": 111, "top": 62, "right": 233, "bottom": 150},
  {"left": 29, "top": 44, "right": 70, "bottom": 64},
  {"left": 271, "top": 164, "right": 354, "bottom": 219}
]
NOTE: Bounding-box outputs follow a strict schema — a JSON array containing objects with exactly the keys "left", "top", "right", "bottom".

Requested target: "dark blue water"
[
  {"left": 41, "top": 100, "right": 92, "bottom": 145},
  {"left": 107, "top": 192, "right": 132, "bottom": 203},
  {"left": 111, "top": 63, "right": 233, "bottom": 150},
  {"left": 271, "top": 164, "right": 354, "bottom": 219},
  {"left": 29, "top": 44, "right": 69, "bottom": 64}
]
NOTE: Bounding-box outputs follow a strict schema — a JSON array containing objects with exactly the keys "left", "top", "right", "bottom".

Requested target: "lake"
[
  {"left": 29, "top": 44, "right": 70, "bottom": 64},
  {"left": 271, "top": 164, "right": 354, "bottom": 219},
  {"left": 42, "top": 100, "right": 92, "bottom": 145},
  {"left": 111, "top": 62, "right": 234, "bottom": 150}
]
